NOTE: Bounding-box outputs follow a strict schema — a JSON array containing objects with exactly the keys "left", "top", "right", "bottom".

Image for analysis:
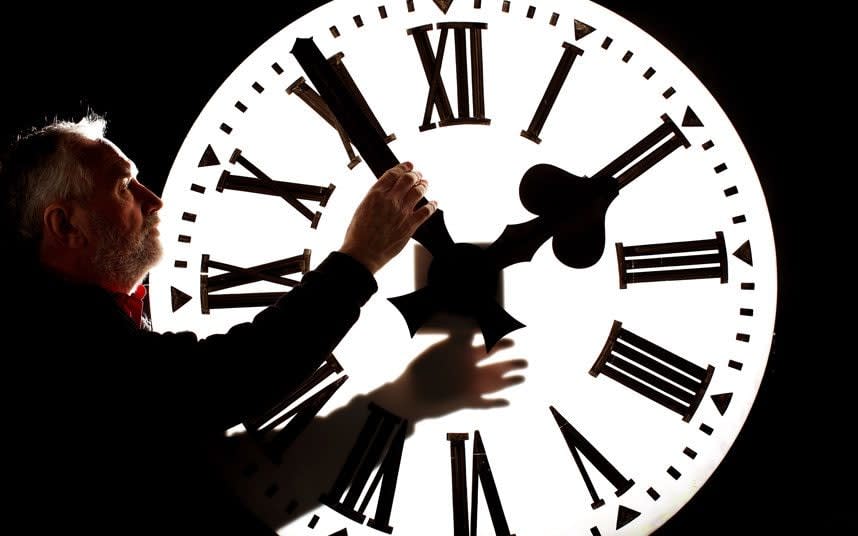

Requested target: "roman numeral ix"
[{"left": 200, "top": 250, "right": 310, "bottom": 313}]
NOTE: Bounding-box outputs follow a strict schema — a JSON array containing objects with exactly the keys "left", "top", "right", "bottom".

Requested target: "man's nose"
[{"left": 133, "top": 181, "right": 164, "bottom": 214}]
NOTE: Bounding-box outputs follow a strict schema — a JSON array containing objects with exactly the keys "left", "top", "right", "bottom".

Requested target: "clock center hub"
[{"left": 427, "top": 242, "right": 499, "bottom": 316}]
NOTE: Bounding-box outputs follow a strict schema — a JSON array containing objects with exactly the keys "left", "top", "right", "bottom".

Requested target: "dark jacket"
[{"left": 6, "top": 251, "right": 376, "bottom": 535}]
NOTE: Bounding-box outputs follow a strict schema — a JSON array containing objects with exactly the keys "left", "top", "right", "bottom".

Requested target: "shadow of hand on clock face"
[
  {"left": 214, "top": 325, "right": 526, "bottom": 530},
  {"left": 372, "top": 328, "right": 527, "bottom": 421}
]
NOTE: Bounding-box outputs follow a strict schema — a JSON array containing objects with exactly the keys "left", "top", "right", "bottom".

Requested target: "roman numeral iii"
[
  {"left": 590, "top": 321, "right": 714, "bottom": 421},
  {"left": 407, "top": 22, "right": 490, "bottom": 131},
  {"left": 616, "top": 232, "right": 728, "bottom": 288},
  {"left": 200, "top": 250, "right": 310, "bottom": 313}
]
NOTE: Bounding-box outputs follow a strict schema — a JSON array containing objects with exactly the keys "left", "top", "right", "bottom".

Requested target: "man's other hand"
[{"left": 339, "top": 162, "right": 437, "bottom": 274}]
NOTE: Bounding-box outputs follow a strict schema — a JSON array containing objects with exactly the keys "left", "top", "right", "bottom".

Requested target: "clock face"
[{"left": 148, "top": 1, "right": 777, "bottom": 534}]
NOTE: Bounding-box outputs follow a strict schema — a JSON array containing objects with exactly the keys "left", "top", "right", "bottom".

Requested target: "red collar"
[{"left": 114, "top": 284, "right": 147, "bottom": 328}]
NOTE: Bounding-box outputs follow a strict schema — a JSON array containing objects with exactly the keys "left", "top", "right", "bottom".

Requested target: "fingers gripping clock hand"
[{"left": 339, "top": 162, "right": 438, "bottom": 274}]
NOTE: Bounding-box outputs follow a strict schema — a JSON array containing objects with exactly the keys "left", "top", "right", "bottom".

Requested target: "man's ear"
[{"left": 43, "top": 202, "right": 88, "bottom": 248}]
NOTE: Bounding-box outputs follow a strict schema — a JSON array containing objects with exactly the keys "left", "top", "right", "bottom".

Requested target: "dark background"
[{"left": 2, "top": 1, "right": 810, "bottom": 533}]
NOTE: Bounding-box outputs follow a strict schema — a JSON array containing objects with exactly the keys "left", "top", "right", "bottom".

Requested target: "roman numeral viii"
[
  {"left": 222, "top": 149, "right": 334, "bottom": 228},
  {"left": 616, "top": 232, "right": 728, "bottom": 288},
  {"left": 447, "top": 431, "right": 515, "bottom": 536},
  {"left": 590, "top": 321, "right": 714, "bottom": 421},
  {"left": 407, "top": 22, "right": 490, "bottom": 131},
  {"left": 288, "top": 52, "right": 395, "bottom": 169},
  {"left": 320, "top": 403, "right": 408, "bottom": 533},
  {"left": 200, "top": 250, "right": 310, "bottom": 313}
]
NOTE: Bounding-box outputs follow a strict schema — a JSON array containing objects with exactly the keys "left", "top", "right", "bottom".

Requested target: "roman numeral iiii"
[{"left": 590, "top": 321, "right": 714, "bottom": 421}]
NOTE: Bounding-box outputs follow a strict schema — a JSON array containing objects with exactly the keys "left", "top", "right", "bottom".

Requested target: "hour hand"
[{"left": 488, "top": 164, "right": 618, "bottom": 270}]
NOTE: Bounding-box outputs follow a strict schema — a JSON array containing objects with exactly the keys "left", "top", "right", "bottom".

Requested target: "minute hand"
[
  {"left": 487, "top": 114, "right": 690, "bottom": 270},
  {"left": 292, "top": 38, "right": 524, "bottom": 350},
  {"left": 291, "top": 37, "right": 453, "bottom": 254}
]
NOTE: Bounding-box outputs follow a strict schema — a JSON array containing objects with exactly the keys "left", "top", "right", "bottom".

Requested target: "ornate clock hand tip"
[{"left": 290, "top": 37, "right": 316, "bottom": 52}]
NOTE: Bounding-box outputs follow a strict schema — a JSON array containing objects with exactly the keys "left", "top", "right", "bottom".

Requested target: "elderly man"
[{"left": 2, "top": 115, "right": 436, "bottom": 534}]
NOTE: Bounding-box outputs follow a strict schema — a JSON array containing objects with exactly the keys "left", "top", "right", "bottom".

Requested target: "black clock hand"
[
  {"left": 292, "top": 37, "right": 522, "bottom": 350},
  {"left": 291, "top": 37, "right": 454, "bottom": 255},
  {"left": 488, "top": 114, "right": 689, "bottom": 269}
]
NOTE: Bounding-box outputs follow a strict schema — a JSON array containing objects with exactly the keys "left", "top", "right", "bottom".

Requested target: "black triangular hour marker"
[
  {"left": 574, "top": 20, "right": 596, "bottom": 40},
  {"left": 682, "top": 106, "right": 703, "bottom": 127},
  {"left": 171, "top": 286, "right": 192, "bottom": 312},
  {"left": 432, "top": 0, "right": 454, "bottom": 13},
  {"left": 733, "top": 241, "right": 753, "bottom": 266},
  {"left": 711, "top": 393, "right": 733, "bottom": 415},
  {"left": 198, "top": 145, "right": 220, "bottom": 167},
  {"left": 616, "top": 505, "right": 641, "bottom": 529}
]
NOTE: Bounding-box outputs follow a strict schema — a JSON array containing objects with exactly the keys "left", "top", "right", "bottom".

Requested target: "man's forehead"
[{"left": 82, "top": 137, "right": 138, "bottom": 178}]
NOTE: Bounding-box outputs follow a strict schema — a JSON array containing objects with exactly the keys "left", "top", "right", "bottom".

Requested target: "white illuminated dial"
[{"left": 149, "top": 1, "right": 777, "bottom": 534}]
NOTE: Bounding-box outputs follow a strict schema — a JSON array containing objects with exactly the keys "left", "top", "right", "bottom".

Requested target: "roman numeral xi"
[{"left": 288, "top": 52, "right": 395, "bottom": 169}]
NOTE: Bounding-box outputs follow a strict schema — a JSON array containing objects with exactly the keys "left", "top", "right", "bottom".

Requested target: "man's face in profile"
[{"left": 79, "top": 138, "right": 164, "bottom": 286}]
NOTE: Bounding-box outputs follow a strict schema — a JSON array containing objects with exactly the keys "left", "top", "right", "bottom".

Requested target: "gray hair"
[{"left": 2, "top": 114, "right": 107, "bottom": 242}]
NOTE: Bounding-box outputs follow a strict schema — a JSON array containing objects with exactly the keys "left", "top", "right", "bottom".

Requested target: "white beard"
[{"left": 90, "top": 212, "right": 162, "bottom": 290}]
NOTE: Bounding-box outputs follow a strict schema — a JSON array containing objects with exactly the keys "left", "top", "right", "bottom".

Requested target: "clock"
[{"left": 147, "top": 0, "right": 778, "bottom": 534}]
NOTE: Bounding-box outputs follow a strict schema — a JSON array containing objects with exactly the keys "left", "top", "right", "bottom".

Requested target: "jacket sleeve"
[{"left": 134, "top": 251, "right": 377, "bottom": 429}]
